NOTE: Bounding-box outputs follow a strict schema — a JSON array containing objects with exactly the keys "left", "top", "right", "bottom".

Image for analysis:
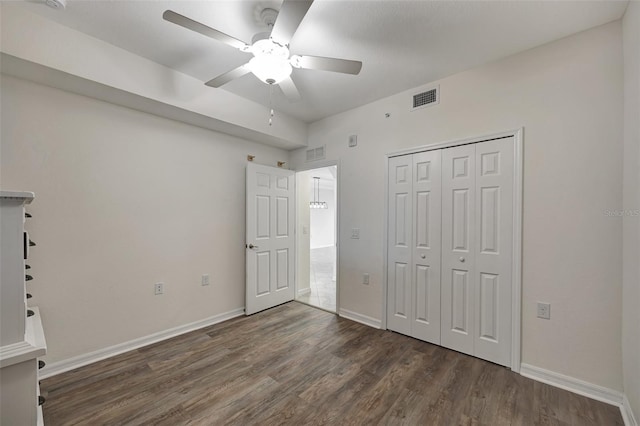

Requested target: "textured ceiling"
[{"left": 17, "top": 0, "right": 628, "bottom": 123}]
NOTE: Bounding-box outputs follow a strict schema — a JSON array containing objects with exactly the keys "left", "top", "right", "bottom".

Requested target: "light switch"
[{"left": 302, "top": 226, "right": 308, "bottom": 235}]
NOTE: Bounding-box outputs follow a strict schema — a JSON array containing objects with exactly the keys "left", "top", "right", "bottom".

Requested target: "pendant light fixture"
[{"left": 310, "top": 177, "right": 328, "bottom": 209}]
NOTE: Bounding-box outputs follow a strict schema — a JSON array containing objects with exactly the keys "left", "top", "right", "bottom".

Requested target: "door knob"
[
  {"left": 420, "top": 254, "right": 426, "bottom": 259},
  {"left": 248, "top": 244, "right": 259, "bottom": 249},
  {"left": 459, "top": 257, "right": 466, "bottom": 263}
]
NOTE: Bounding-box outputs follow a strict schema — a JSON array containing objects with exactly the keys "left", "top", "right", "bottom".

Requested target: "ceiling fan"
[{"left": 162, "top": 0, "right": 362, "bottom": 101}]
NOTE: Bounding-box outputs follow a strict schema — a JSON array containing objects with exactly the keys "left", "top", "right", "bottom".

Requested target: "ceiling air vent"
[
  {"left": 411, "top": 85, "right": 440, "bottom": 111},
  {"left": 305, "top": 145, "right": 326, "bottom": 162}
]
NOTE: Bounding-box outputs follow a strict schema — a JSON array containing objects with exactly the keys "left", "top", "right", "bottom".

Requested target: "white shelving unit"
[{"left": 1, "top": 191, "right": 47, "bottom": 425}]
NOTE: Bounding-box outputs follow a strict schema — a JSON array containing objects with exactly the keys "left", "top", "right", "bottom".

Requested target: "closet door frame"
[{"left": 382, "top": 128, "right": 523, "bottom": 372}]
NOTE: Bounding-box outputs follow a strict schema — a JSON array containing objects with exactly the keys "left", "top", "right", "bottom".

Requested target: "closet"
[{"left": 387, "top": 136, "right": 515, "bottom": 367}]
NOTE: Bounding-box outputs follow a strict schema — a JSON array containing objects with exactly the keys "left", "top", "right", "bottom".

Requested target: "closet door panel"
[
  {"left": 441, "top": 144, "right": 476, "bottom": 356},
  {"left": 474, "top": 137, "right": 514, "bottom": 366},
  {"left": 412, "top": 150, "right": 442, "bottom": 344},
  {"left": 387, "top": 155, "right": 413, "bottom": 336}
]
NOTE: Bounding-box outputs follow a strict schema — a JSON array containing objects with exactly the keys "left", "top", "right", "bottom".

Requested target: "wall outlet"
[
  {"left": 537, "top": 302, "right": 551, "bottom": 319},
  {"left": 154, "top": 282, "right": 164, "bottom": 295},
  {"left": 202, "top": 274, "right": 210, "bottom": 286},
  {"left": 351, "top": 228, "right": 360, "bottom": 239},
  {"left": 363, "top": 273, "right": 370, "bottom": 285}
]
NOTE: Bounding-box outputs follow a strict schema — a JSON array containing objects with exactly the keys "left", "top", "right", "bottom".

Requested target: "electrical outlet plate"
[
  {"left": 202, "top": 274, "right": 210, "bottom": 286},
  {"left": 351, "top": 228, "right": 360, "bottom": 239},
  {"left": 154, "top": 282, "right": 164, "bottom": 295},
  {"left": 537, "top": 302, "right": 550, "bottom": 319}
]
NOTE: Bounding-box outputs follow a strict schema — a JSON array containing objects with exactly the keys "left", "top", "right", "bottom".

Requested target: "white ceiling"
[{"left": 18, "top": 0, "right": 627, "bottom": 123}]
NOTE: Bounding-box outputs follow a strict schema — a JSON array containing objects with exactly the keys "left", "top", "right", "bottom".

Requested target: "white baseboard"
[
  {"left": 520, "top": 363, "right": 624, "bottom": 408},
  {"left": 297, "top": 288, "right": 311, "bottom": 296},
  {"left": 40, "top": 308, "right": 245, "bottom": 379},
  {"left": 622, "top": 394, "right": 639, "bottom": 426},
  {"left": 339, "top": 308, "right": 381, "bottom": 329}
]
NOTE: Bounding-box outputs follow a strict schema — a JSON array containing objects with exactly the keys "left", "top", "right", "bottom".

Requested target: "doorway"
[{"left": 295, "top": 165, "right": 338, "bottom": 312}]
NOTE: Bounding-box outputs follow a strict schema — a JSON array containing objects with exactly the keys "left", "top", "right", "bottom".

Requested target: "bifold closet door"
[
  {"left": 411, "top": 150, "right": 442, "bottom": 344},
  {"left": 441, "top": 144, "right": 477, "bottom": 356},
  {"left": 441, "top": 138, "right": 514, "bottom": 366},
  {"left": 387, "top": 151, "right": 442, "bottom": 344},
  {"left": 387, "top": 155, "right": 413, "bottom": 336},
  {"left": 473, "top": 138, "right": 514, "bottom": 366}
]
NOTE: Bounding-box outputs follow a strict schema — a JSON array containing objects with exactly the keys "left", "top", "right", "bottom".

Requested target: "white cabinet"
[
  {"left": 1, "top": 191, "right": 47, "bottom": 425},
  {"left": 387, "top": 137, "right": 515, "bottom": 367}
]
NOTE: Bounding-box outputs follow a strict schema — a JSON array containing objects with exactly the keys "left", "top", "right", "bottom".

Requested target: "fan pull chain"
[{"left": 268, "top": 84, "right": 274, "bottom": 127}]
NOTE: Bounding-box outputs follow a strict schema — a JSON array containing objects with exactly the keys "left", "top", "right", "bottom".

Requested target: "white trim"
[
  {"left": 381, "top": 128, "right": 524, "bottom": 372},
  {"left": 339, "top": 308, "right": 382, "bottom": 329},
  {"left": 520, "top": 363, "right": 623, "bottom": 407},
  {"left": 622, "top": 394, "right": 639, "bottom": 426},
  {"left": 381, "top": 152, "right": 390, "bottom": 331},
  {"left": 511, "top": 128, "right": 524, "bottom": 373},
  {"left": 297, "top": 288, "right": 311, "bottom": 296},
  {"left": 39, "top": 308, "right": 244, "bottom": 379}
]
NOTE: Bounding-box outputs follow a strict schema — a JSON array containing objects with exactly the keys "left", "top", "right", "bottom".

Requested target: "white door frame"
[
  {"left": 294, "top": 160, "right": 341, "bottom": 314},
  {"left": 382, "top": 128, "right": 524, "bottom": 372}
]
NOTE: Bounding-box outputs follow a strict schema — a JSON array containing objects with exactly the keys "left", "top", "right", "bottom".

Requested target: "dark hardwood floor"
[{"left": 41, "top": 302, "right": 623, "bottom": 425}]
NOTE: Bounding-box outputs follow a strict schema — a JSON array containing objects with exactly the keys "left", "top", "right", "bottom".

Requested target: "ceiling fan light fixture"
[
  {"left": 247, "top": 39, "right": 292, "bottom": 84},
  {"left": 248, "top": 55, "right": 292, "bottom": 84}
]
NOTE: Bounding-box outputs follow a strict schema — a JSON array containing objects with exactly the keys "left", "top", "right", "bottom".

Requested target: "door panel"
[
  {"left": 246, "top": 163, "right": 295, "bottom": 315},
  {"left": 387, "top": 155, "right": 413, "bottom": 335},
  {"left": 411, "top": 150, "right": 441, "bottom": 343},
  {"left": 441, "top": 144, "right": 476, "bottom": 356},
  {"left": 473, "top": 138, "right": 514, "bottom": 366}
]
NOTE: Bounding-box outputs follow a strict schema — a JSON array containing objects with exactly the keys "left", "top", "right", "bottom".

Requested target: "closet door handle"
[{"left": 459, "top": 257, "right": 465, "bottom": 263}]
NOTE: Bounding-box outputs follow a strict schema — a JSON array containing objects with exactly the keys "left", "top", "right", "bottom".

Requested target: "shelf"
[
  {"left": 0, "top": 307, "right": 47, "bottom": 368},
  {"left": 0, "top": 191, "right": 35, "bottom": 202}
]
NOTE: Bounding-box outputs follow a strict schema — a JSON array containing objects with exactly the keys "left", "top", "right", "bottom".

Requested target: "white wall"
[
  {"left": 296, "top": 172, "right": 311, "bottom": 293},
  {"left": 310, "top": 185, "right": 336, "bottom": 249},
  {"left": 0, "top": 75, "right": 289, "bottom": 364},
  {"left": 291, "top": 22, "right": 623, "bottom": 391},
  {"left": 622, "top": 1, "right": 640, "bottom": 421}
]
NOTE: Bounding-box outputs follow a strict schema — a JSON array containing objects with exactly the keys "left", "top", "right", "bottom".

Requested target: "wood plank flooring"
[{"left": 41, "top": 302, "right": 623, "bottom": 425}]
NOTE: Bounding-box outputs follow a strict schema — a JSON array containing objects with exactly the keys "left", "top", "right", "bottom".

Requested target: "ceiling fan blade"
[
  {"left": 270, "top": 0, "right": 314, "bottom": 46},
  {"left": 205, "top": 64, "right": 251, "bottom": 88},
  {"left": 163, "top": 10, "right": 248, "bottom": 50},
  {"left": 279, "top": 77, "right": 301, "bottom": 101},
  {"left": 291, "top": 55, "right": 362, "bottom": 75}
]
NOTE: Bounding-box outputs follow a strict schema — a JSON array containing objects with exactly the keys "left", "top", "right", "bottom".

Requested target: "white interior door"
[
  {"left": 411, "top": 150, "right": 442, "bottom": 344},
  {"left": 441, "top": 143, "right": 477, "bottom": 357},
  {"left": 246, "top": 163, "right": 295, "bottom": 315},
  {"left": 387, "top": 155, "right": 413, "bottom": 336},
  {"left": 387, "top": 137, "right": 516, "bottom": 367},
  {"left": 473, "top": 137, "right": 514, "bottom": 366}
]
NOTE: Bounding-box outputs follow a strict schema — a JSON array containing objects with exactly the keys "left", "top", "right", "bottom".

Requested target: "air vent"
[
  {"left": 411, "top": 85, "right": 440, "bottom": 111},
  {"left": 305, "top": 145, "right": 326, "bottom": 162}
]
